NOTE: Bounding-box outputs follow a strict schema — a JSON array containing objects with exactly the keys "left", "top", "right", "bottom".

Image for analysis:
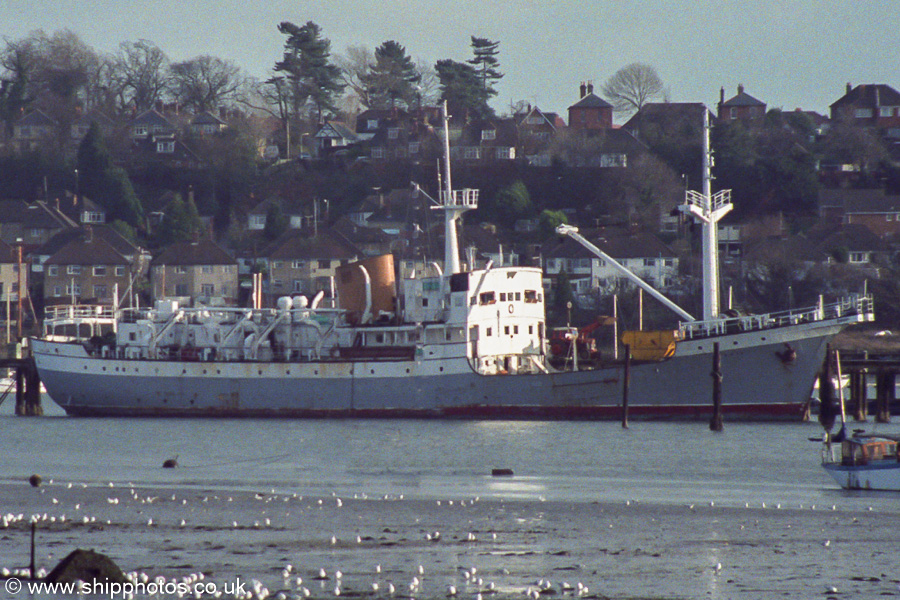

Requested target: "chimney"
[
  {"left": 846, "top": 82, "right": 852, "bottom": 95},
  {"left": 876, "top": 86, "right": 881, "bottom": 108},
  {"left": 738, "top": 83, "right": 744, "bottom": 95},
  {"left": 587, "top": 82, "right": 594, "bottom": 95},
  {"left": 720, "top": 87, "right": 725, "bottom": 105},
  {"left": 580, "top": 82, "right": 586, "bottom": 98}
]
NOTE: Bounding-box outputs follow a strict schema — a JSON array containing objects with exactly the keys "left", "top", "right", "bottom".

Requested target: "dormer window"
[
  {"left": 388, "top": 128, "right": 400, "bottom": 139},
  {"left": 133, "top": 124, "right": 148, "bottom": 136},
  {"left": 367, "top": 119, "right": 378, "bottom": 130},
  {"left": 481, "top": 129, "right": 496, "bottom": 140},
  {"left": 157, "top": 140, "right": 175, "bottom": 153}
]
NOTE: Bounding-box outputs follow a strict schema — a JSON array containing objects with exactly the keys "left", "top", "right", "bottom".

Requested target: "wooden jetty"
[
  {"left": 0, "top": 356, "right": 43, "bottom": 416},
  {"left": 835, "top": 351, "right": 900, "bottom": 423}
]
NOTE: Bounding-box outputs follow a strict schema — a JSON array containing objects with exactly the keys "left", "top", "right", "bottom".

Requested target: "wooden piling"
[
  {"left": 621, "top": 344, "right": 630, "bottom": 429},
  {"left": 14, "top": 364, "right": 25, "bottom": 416},
  {"left": 710, "top": 342, "right": 723, "bottom": 432},
  {"left": 876, "top": 371, "right": 893, "bottom": 424},
  {"left": 818, "top": 348, "right": 836, "bottom": 432},
  {"left": 24, "top": 360, "right": 42, "bottom": 416},
  {"left": 853, "top": 368, "right": 867, "bottom": 422}
]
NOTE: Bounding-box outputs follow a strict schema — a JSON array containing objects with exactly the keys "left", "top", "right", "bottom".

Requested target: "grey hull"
[{"left": 31, "top": 318, "right": 843, "bottom": 420}]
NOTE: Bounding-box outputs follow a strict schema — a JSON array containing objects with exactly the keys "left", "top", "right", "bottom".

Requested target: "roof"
[
  {"left": 45, "top": 235, "right": 130, "bottom": 266},
  {"left": 37, "top": 225, "right": 140, "bottom": 259},
  {"left": 0, "top": 239, "right": 15, "bottom": 263},
  {"left": 808, "top": 223, "right": 888, "bottom": 253},
  {"left": 17, "top": 110, "right": 57, "bottom": 127},
  {"left": 721, "top": 86, "right": 765, "bottom": 108},
  {"left": 131, "top": 109, "right": 176, "bottom": 131},
  {"left": 316, "top": 121, "right": 358, "bottom": 142},
  {"left": 819, "top": 188, "right": 900, "bottom": 213},
  {"left": 0, "top": 199, "right": 75, "bottom": 230},
  {"left": 264, "top": 229, "right": 360, "bottom": 261},
  {"left": 152, "top": 239, "right": 236, "bottom": 266},
  {"left": 192, "top": 111, "right": 226, "bottom": 126},
  {"left": 569, "top": 93, "right": 613, "bottom": 110},
  {"left": 831, "top": 84, "right": 900, "bottom": 110},
  {"left": 622, "top": 102, "right": 708, "bottom": 131}
]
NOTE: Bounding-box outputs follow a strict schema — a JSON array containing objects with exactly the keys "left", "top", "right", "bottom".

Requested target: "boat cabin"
[{"left": 841, "top": 436, "right": 899, "bottom": 466}]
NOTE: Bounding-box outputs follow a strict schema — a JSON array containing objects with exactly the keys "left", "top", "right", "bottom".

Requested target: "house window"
[
  {"left": 156, "top": 140, "right": 175, "bottom": 153},
  {"left": 250, "top": 215, "right": 266, "bottom": 229},
  {"left": 495, "top": 147, "right": 515, "bottom": 160},
  {"left": 93, "top": 265, "right": 107, "bottom": 276},
  {"left": 83, "top": 212, "right": 104, "bottom": 223},
  {"left": 481, "top": 129, "right": 496, "bottom": 140},
  {"left": 116, "top": 266, "right": 126, "bottom": 277},
  {"left": 372, "top": 147, "right": 384, "bottom": 159},
  {"left": 133, "top": 125, "right": 148, "bottom": 136},
  {"left": 66, "top": 283, "right": 81, "bottom": 296},
  {"left": 367, "top": 119, "right": 378, "bottom": 130},
  {"left": 202, "top": 265, "right": 214, "bottom": 274},
  {"left": 53, "top": 286, "right": 61, "bottom": 297},
  {"left": 67, "top": 265, "right": 82, "bottom": 275},
  {"left": 526, "top": 116, "right": 543, "bottom": 125},
  {"left": 175, "top": 266, "right": 188, "bottom": 274},
  {"left": 855, "top": 108, "right": 873, "bottom": 119},
  {"left": 664, "top": 259, "right": 674, "bottom": 268},
  {"left": 175, "top": 283, "right": 189, "bottom": 296},
  {"left": 643, "top": 258, "right": 656, "bottom": 267},
  {"left": 48, "top": 265, "right": 58, "bottom": 277},
  {"left": 318, "top": 259, "right": 330, "bottom": 269},
  {"left": 409, "top": 142, "right": 420, "bottom": 154},
  {"left": 272, "top": 279, "right": 283, "bottom": 289},
  {"left": 93, "top": 285, "right": 107, "bottom": 298},
  {"left": 292, "top": 260, "right": 306, "bottom": 269},
  {"left": 600, "top": 153, "right": 627, "bottom": 167},
  {"left": 292, "top": 280, "right": 303, "bottom": 292},
  {"left": 849, "top": 252, "right": 869, "bottom": 263},
  {"left": 271, "top": 261, "right": 283, "bottom": 269},
  {"left": 200, "top": 283, "right": 214, "bottom": 296},
  {"left": 30, "top": 228, "right": 41, "bottom": 238},
  {"left": 881, "top": 107, "right": 895, "bottom": 118},
  {"left": 730, "top": 108, "right": 737, "bottom": 119},
  {"left": 463, "top": 147, "right": 481, "bottom": 160},
  {"left": 388, "top": 128, "right": 400, "bottom": 139}
]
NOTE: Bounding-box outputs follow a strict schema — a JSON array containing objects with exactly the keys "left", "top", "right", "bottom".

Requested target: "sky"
[{"left": 4, "top": 0, "right": 898, "bottom": 120}]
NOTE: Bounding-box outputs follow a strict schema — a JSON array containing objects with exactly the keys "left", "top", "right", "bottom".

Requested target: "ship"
[{"left": 30, "top": 105, "right": 874, "bottom": 418}]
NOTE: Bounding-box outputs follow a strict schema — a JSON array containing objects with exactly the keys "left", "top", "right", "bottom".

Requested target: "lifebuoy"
[{"left": 508, "top": 303, "right": 514, "bottom": 314}]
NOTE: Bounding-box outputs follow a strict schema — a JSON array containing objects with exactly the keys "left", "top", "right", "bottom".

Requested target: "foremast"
[
  {"left": 436, "top": 101, "right": 477, "bottom": 275},
  {"left": 680, "top": 107, "right": 733, "bottom": 321}
]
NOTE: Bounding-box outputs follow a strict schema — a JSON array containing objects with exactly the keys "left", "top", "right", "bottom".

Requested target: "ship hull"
[
  {"left": 823, "top": 462, "right": 900, "bottom": 491},
  {"left": 31, "top": 317, "right": 847, "bottom": 420}
]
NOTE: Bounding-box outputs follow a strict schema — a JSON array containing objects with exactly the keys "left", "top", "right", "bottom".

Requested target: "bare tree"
[
  {"left": 335, "top": 45, "right": 374, "bottom": 110},
  {"left": 601, "top": 62, "right": 664, "bottom": 116},
  {"left": 168, "top": 55, "right": 242, "bottom": 113},
  {"left": 110, "top": 40, "right": 169, "bottom": 112}
]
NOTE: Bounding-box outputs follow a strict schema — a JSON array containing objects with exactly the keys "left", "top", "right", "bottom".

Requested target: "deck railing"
[{"left": 678, "top": 294, "right": 874, "bottom": 340}]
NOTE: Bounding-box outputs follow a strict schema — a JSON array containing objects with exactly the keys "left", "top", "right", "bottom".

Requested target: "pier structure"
[
  {"left": 0, "top": 356, "right": 42, "bottom": 416},
  {"left": 837, "top": 351, "right": 899, "bottom": 423}
]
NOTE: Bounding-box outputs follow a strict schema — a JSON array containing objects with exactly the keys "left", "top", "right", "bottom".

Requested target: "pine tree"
[
  {"left": 274, "top": 21, "right": 345, "bottom": 123},
  {"left": 467, "top": 37, "right": 503, "bottom": 98},
  {"left": 435, "top": 59, "right": 492, "bottom": 118},
  {"left": 362, "top": 40, "right": 420, "bottom": 110},
  {"left": 76, "top": 122, "right": 143, "bottom": 227}
]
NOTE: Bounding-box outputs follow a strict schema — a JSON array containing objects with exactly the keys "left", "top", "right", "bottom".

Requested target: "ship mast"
[
  {"left": 437, "top": 101, "right": 477, "bottom": 274},
  {"left": 680, "top": 107, "right": 732, "bottom": 320}
]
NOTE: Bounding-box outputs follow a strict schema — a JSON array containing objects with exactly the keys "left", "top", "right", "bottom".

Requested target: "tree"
[
  {"left": 0, "top": 37, "right": 38, "bottom": 136},
  {"left": 169, "top": 55, "right": 242, "bottom": 112},
  {"left": 601, "top": 63, "right": 664, "bottom": 116},
  {"left": 110, "top": 39, "right": 169, "bottom": 111},
  {"left": 263, "top": 203, "right": 288, "bottom": 240},
  {"left": 274, "top": 21, "right": 344, "bottom": 123},
  {"left": 435, "top": 59, "right": 492, "bottom": 118},
  {"left": 335, "top": 45, "right": 375, "bottom": 110},
  {"left": 538, "top": 209, "right": 568, "bottom": 238},
  {"left": 159, "top": 193, "right": 201, "bottom": 245},
  {"left": 362, "top": 40, "right": 420, "bottom": 110},
  {"left": 76, "top": 123, "right": 143, "bottom": 227},
  {"left": 493, "top": 180, "right": 533, "bottom": 227},
  {"left": 467, "top": 37, "right": 502, "bottom": 97}
]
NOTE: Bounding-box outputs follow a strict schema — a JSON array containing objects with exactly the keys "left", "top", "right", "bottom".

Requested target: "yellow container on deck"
[{"left": 621, "top": 330, "right": 681, "bottom": 361}]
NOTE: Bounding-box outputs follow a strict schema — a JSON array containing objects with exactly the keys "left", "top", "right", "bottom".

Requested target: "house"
[
  {"left": 42, "top": 230, "right": 132, "bottom": 305},
  {"left": 130, "top": 109, "right": 177, "bottom": 140},
  {"left": 567, "top": 83, "right": 613, "bottom": 131},
  {"left": 314, "top": 120, "right": 359, "bottom": 156},
  {"left": 13, "top": 110, "right": 57, "bottom": 149},
  {"left": 32, "top": 225, "right": 149, "bottom": 278},
  {"left": 151, "top": 239, "right": 238, "bottom": 306},
  {"left": 830, "top": 83, "right": 900, "bottom": 139},
  {"left": 451, "top": 117, "right": 518, "bottom": 162},
  {"left": 0, "top": 199, "right": 76, "bottom": 248},
  {"left": 70, "top": 110, "right": 115, "bottom": 143},
  {"left": 818, "top": 188, "right": 900, "bottom": 237},
  {"left": 262, "top": 228, "right": 360, "bottom": 305},
  {"left": 717, "top": 84, "right": 766, "bottom": 123},
  {"left": 190, "top": 111, "right": 227, "bottom": 136},
  {"left": 53, "top": 192, "right": 107, "bottom": 226},
  {"left": 364, "top": 114, "right": 441, "bottom": 163},
  {"left": 0, "top": 240, "right": 26, "bottom": 318},
  {"left": 554, "top": 127, "right": 648, "bottom": 169},
  {"left": 543, "top": 228, "right": 679, "bottom": 305},
  {"left": 622, "top": 102, "right": 710, "bottom": 183},
  {"left": 808, "top": 223, "right": 889, "bottom": 268},
  {"left": 515, "top": 105, "right": 565, "bottom": 166}
]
